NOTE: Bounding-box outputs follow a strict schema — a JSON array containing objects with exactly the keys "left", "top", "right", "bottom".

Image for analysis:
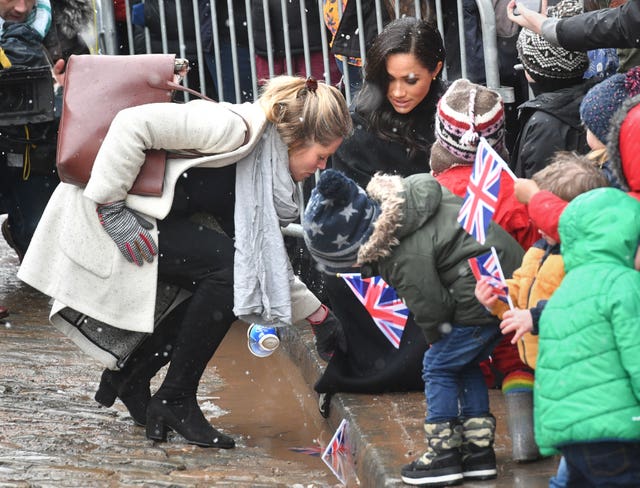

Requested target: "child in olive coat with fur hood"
[{"left": 303, "top": 169, "right": 524, "bottom": 486}]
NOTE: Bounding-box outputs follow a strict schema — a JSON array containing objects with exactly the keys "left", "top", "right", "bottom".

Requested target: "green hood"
[{"left": 559, "top": 188, "right": 640, "bottom": 272}]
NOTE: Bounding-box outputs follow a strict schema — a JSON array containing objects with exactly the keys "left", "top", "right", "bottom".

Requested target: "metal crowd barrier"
[
  {"left": 92, "top": 0, "right": 514, "bottom": 237},
  {"left": 94, "top": 0, "right": 510, "bottom": 95}
]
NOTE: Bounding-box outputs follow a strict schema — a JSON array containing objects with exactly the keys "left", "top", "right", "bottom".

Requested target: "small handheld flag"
[
  {"left": 338, "top": 273, "right": 409, "bottom": 348},
  {"left": 468, "top": 246, "right": 514, "bottom": 309},
  {"left": 457, "top": 137, "right": 514, "bottom": 244}
]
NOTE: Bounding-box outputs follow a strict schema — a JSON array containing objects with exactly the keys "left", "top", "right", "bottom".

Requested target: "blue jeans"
[
  {"left": 204, "top": 39, "right": 253, "bottom": 103},
  {"left": 335, "top": 57, "right": 362, "bottom": 102},
  {"left": 549, "top": 456, "right": 569, "bottom": 488},
  {"left": 422, "top": 324, "right": 501, "bottom": 422},
  {"left": 560, "top": 442, "right": 640, "bottom": 487},
  {"left": 462, "top": 0, "right": 486, "bottom": 83}
]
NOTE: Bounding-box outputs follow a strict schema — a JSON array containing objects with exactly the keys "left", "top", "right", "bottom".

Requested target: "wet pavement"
[
  {"left": 0, "top": 214, "right": 561, "bottom": 487},
  {"left": 0, "top": 217, "right": 339, "bottom": 487}
]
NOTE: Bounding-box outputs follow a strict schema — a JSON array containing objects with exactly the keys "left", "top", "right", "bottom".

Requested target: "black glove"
[
  {"left": 308, "top": 305, "right": 347, "bottom": 361},
  {"left": 96, "top": 201, "right": 158, "bottom": 266}
]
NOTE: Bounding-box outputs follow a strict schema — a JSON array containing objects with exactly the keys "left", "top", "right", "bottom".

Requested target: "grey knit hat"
[
  {"left": 303, "top": 169, "right": 381, "bottom": 273},
  {"left": 516, "top": 0, "right": 589, "bottom": 81}
]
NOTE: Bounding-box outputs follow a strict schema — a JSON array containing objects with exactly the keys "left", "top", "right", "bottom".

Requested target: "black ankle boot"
[
  {"left": 145, "top": 395, "right": 235, "bottom": 449},
  {"left": 95, "top": 369, "right": 151, "bottom": 426},
  {"left": 94, "top": 302, "right": 185, "bottom": 426}
]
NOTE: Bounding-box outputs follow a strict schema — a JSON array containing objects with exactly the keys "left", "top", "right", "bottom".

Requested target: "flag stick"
[{"left": 490, "top": 246, "right": 514, "bottom": 310}]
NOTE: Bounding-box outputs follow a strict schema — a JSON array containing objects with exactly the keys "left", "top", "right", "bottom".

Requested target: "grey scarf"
[{"left": 233, "top": 124, "right": 299, "bottom": 326}]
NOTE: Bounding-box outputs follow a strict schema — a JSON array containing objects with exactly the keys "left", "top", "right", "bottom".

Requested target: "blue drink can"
[{"left": 247, "top": 324, "right": 280, "bottom": 357}]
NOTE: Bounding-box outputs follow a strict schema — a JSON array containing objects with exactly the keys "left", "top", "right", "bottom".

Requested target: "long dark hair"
[{"left": 354, "top": 17, "right": 446, "bottom": 154}]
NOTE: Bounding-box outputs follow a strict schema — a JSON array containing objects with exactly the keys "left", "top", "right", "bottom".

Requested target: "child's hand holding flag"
[
  {"left": 469, "top": 246, "right": 514, "bottom": 310},
  {"left": 475, "top": 277, "right": 503, "bottom": 310}
]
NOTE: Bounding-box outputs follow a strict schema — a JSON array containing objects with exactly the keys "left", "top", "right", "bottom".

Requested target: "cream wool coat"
[{"left": 18, "top": 100, "right": 320, "bottom": 338}]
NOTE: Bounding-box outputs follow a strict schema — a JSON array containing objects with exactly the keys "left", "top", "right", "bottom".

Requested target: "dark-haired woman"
[
  {"left": 316, "top": 17, "right": 447, "bottom": 400},
  {"left": 331, "top": 16, "right": 446, "bottom": 187}
]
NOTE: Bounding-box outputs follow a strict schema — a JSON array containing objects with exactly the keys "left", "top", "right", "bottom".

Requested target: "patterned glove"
[
  {"left": 308, "top": 304, "right": 347, "bottom": 361},
  {"left": 96, "top": 201, "right": 158, "bottom": 266}
]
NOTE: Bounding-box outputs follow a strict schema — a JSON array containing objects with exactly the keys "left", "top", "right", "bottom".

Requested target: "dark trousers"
[
  {"left": 561, "top": 441, "right": 640, "bottom": 488},
  {"left": 0, "top": 165, "right": 58, "bottom": 255},
  {"left": 153, "top": 214, "right": 236, "bottom": 399}
]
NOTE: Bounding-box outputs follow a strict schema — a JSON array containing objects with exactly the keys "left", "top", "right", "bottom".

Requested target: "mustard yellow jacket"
[{"left": 490, "top": 239, "right": 564, "bottom": 369}]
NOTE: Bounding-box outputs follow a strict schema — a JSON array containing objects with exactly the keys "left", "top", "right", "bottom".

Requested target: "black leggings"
[{"left": 153, "top": 214, "right": 237, "bottom": 399}]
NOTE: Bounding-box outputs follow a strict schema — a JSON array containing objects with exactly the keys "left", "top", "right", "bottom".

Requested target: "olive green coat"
[{"left": 358, "top": 173, "right": 524, "bottom": 344}]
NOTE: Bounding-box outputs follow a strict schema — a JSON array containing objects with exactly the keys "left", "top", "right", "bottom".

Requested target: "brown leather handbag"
[{"left": 56, "top": 54, "right": 210, "bottom": 197}]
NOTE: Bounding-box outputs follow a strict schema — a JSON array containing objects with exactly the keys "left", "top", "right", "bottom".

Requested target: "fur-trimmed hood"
[
  {"left": 606, "top": 94, "right": 640, "bottom": 199},
  {"left": 357, "top": 173, "right": 443, "bottom": 264},
  {"left": 354, "top": 172, "right": 524, "bottom": 344},
  {"left": 52, "top": 0, "right": 94, "bottom": 38}
]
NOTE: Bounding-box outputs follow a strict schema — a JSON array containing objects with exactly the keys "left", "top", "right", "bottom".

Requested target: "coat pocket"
[{"left": 59, "top": 194, "right": 115, "bottom": 279}]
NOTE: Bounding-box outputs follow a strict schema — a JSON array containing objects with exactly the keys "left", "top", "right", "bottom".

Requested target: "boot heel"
[
  {"left": 94, "top": 381, "right": 117, "bottom": 407},
  {"left": 146, "top": 417, "right": 169, "bottom": 442}
]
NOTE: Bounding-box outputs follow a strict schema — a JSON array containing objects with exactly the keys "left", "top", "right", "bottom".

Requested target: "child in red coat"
[{"left": 430, "top": 78, "right": 539, "bottom": 460}]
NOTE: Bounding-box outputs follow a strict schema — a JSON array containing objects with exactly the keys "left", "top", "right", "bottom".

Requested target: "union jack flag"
[
  {"left": 289, "top": 446, "right": 322, "bottom": 456},
  {"left": 323, "top": 418, "right": 348, "bottom": 456},
  {"left": 339, "top": 273, "right": 409, "bottom": 349},
  {"left": 322, "top": 418, "right": 349, "bottom": 484},
  {"left": 457, "top": 137, "right": 508, "bottom": 244},
  {"left": 468, "top": 246, "right": 514, "bottom": 309}
]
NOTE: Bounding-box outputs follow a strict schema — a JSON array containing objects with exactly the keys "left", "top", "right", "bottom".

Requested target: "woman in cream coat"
[{"left": 18, "top": 76, "right": 351, "bottom": 448}]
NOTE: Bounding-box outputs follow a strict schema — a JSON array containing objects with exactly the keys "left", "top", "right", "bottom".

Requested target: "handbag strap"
[
  {"left": 165, "top": 80, "right": 216, "bottom": 102},
  {"left": 147, "top": 78, "right": 216, "bottom": 102},
  {"left": 148, "top": 79, "right": 253, "bottom": 153}
]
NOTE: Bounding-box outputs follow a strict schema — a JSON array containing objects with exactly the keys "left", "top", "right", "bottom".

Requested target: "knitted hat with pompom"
[
  {"left": 431, "top": 78, "right": 505, "bottom": 175},
  {"left": 580, "top": 66, "right": 640, "bottom": 145},
  {"left": 303, "top": 169, "right": 381, "bottom": 273},
  {"left": 516, "top": 0, "right": 589, "bottom": 82}
]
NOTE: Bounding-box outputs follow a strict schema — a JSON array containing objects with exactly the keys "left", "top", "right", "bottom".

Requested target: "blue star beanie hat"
[
  {"left": 579, "top": 66, "right": 640, "bottom": 145},
  {"left": 303, "top": 169, "right": 381, "bottom": 273}
]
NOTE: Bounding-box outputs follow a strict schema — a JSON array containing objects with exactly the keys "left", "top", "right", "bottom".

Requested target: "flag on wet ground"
[
  {"left": 322, "top": 418, "right": 349, "bottom": 484},
  {"left": 288, "top": 446, "right": 322, "bottom": 456}
]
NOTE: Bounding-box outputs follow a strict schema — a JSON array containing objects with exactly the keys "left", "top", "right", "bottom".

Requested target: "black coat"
[
  {"left": 198, "top": 0, "right": 249, "bottom": 51},
  {"left": 512, "top": 81, "right": 593, "bottom": 178},
  {"left": 135, "top": 0, "right": 214, "bottom": 95},
  {"left": 0, "top": 24, "right": 49, "bottom": 67},
  {"left": 142, "top": 0, "right": 199, "bottom": 47},
  {"left": 331, "top": 79, "right": 446, "bottom": 188},
  {"left": 555, "top": 0, "right": 640, "bottom": 50},
  {"left": 47, "top": 0, "right": 93, "bottom": 61},
  {"left": 251, "top": 0, "right": 324, "bottom": 57},
  {"left": 0, "top": 0, "right": 91, "bottom": 173},
  {"left": 0, "top": 0, "right": 93, "bottom": 65}
]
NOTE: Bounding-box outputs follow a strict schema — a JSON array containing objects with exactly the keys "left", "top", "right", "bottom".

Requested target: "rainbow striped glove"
[{"left": 96, "top": 201, "right": 158, "bottom": 266}]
